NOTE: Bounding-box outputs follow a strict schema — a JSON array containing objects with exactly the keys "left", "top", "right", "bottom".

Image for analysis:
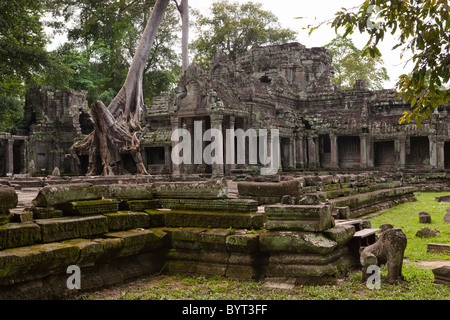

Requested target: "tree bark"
[
  {"left": 71, "top": 0, "right": 170, "bottom": 176},
  {"left": 175, "top": 0, "right": 189, "bottom": 73}
]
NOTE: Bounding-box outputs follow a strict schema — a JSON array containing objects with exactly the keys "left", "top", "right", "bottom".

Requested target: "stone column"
[
  {"left": 367, "top": 137, "right": 374, "bottom": 168},
  {"left": 185, "top": 117, "right": 195, "bottom": 173},
  {"left": 360, "top": 134, "right": 367, "bottom": 169},
  {"left": 307, "top": 136, "right": 317, "bottom": 168},
  {"left": 226, "top": 116, "right": 236, "bottom": 173},
  {"left": 398, "top": 137, "right": 406, "bottom": 169},
  {"left": 296, "top": 134, "right": 305, "bottom": 168},
  {"left": 210, "top": 114, "right": 224, "bottom": 176},
  {"left": 330, "top": 133, "right": 339, "bottom": 169},
  {"left": 7, "top": 139, "right": 14, "bottom": 175},
  {"left": 170, "top": 116, "right": 181, "bottom": 177},
  {"left": 290, "top": 136, "right": 296, "bottom": 169},
  {"left": 429, "top": 135, "right": 438, "bottom": 169},
  {"left": 164, "top": 145, "right": 171, "bottom": 170},
  {"left": 437, "top": 140, "right": 445, "bottom": 170}
]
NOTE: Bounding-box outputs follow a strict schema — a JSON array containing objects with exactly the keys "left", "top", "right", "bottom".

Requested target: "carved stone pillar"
[
  {"left": 437, "top": 140, "right": 445, "bottom": 170},
  {"left": 7, "top": 139, "right": 14, "bottom": 175},
  {"left": 210, "top": 115, "right": 224, "bottom": 176},
  {"left": 170, "top": 116, "right": 181, "bottom": 177},
  {"left": 330, "top": 133, "right": 339, "bottom": 169},
  {"left": 429, "top": 135, "right": 438, "bottom": 169}
]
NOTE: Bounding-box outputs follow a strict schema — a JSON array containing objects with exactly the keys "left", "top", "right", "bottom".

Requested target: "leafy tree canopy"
[
  {"left": 325, "top": 35, "right": 389, "bottom": 90},
  {"left": 305, "top": 0, "right": 449, "bottom": 127},
  {"left": 191, "top": 0, "right": 298, "bottom": 69}
]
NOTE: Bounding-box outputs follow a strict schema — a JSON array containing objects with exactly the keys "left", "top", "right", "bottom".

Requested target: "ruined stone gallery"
[{"left": 0, "top": 42, "right": 449, "bottom": 299}]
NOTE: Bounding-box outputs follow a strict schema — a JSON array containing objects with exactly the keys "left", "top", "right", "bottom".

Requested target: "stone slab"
[
  {"left": 104, "top": 211, "right": 151, "bottom": 231},
  {"left": 0, "top": 222, "right": 41, "bottom": 250},
  {"left": 432, "top": 266, "right": 450, "bottom": 285},
  {"left": 32, "top": 183, "right": 103, "bottom": 207},
  {"left": 35, "top": 215, "right": 109, "bottom": 243},
  {"left": 153, "top": 178, "right": 228, "bottom": 199},
  {"left": 158, "top": 198, "right": 258, "bottom": 213},
  {"left": 56, "top": 199, "right": 119, "bottom": 216},
  {"left": 164, "top": 210, "right": 266, "bottom": 229},
  {"left": 427, "top": 243, "right": 450, "bottom": 253}
]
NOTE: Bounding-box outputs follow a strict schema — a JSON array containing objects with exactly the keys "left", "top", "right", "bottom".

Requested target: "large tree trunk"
[
  {"left": 175, "top": 0, "right": 189, "bottom": 73},
  {"left": 71, "top": 0, "right": 170, "bottom": 176}
]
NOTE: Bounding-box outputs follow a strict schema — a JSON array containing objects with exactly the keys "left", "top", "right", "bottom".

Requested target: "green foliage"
[
  {"left": 191, "top": 0, "right": 298, "bottom": 69},
  {"left": 325, "top": 35, "right": 389, "bottom": 90},
  {"left": 0, "top": 95, "right": 24, "bottom": 133},
  {"left": 305, "top": 0, "right": 450, "bottom": 127}
]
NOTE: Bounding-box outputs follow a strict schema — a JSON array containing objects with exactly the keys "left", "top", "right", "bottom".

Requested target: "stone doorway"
[
  {"left": 374, "top": 141, "right": 395, "bottom": 168},
  {"left": 406, "top": 136, "right": 429, "bottom": 168},
  {"left": 338, "top": 136, "right": 360, "bottom": 168}
]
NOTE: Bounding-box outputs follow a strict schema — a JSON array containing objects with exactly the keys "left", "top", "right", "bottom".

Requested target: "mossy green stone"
[
  {"left": 105, "top": 211, "right": 150, "bottom": 231},
  {"left": 0, "top": 222, "right": 41, "bottom": 250}
]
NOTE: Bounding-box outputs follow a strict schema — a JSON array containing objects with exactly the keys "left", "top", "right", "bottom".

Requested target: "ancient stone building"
[
  {"left": 0, "top": 86, "right": 94, "bottom": 176},
  {"left": 142, "top": 42, "right": 450, "bottom": 175},
  {"left": 4, "top": 42, "right": 449, "bottom": 178}
]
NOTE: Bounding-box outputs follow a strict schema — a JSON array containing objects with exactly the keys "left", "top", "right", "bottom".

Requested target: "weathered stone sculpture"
[{"left": 360, "top": 228, "right": 407, "bottom": 284}]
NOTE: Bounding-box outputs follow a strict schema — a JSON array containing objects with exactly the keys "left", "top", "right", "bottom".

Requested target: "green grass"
[{"left": 368, "top": 192, "right": 450, "bottom": 261}]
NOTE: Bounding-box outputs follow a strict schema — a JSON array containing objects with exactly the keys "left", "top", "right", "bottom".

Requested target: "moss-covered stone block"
[
  {"left": 0, "top": 242, "right": 81, "bottom": 286},
  {"left": 144, "top": 210, "right": 166, "bottom": 227},
  {"left": 259, "top": 231, "right": 338, "bottom": 254},
  {"left": 322, "top": 225, "right": 355, "bottom": 246},
  {"left": 0, "top": 187, "right": 18, "bottom": 210},
  {"left": 158, "top": 199, "right": 258, "bottom": 213},
  {"left": 0, "top": 222, "right": 41, "bottom": 250},
  {"left": 153, "top": 178, "right": 228, "bottom": 199},
  {"left": 104, "top": 229, "right": 168, "bottom": 257},
  {"left": 165, "top": 211, "right": 266, "bottom": 229},
  {"left": 198, "top": 229, "right": 232, "bottom": 251},
  {"left": 56, "top": 199, "right": 119, "bottom": 216},
  {"left": 226, "top": 231, "right": 260, "bottom": 253},
  {"left": 120, "top": 200, "right": 159, "bottom": 211},
  {"left": 103, "top": 184, "right": 154, "bottom": 201},
  {"left": 32, "top": 183, "right": 103, "bottom": 207},
  {"left": 35, "top": 215, "right": 109, "bottom": 243},
  {"left": 104, "top": 211, "right": 150, "bottom": 231},
  {"left": 171, "top": 228, "right": 206, "bottom": 250},
  {"left": 31, "top": 206, "right": 63, "bottom": 219}
]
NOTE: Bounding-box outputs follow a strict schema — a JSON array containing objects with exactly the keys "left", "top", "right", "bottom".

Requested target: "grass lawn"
[{"left": 80, "top": 192, "right": 450, "bottom": 301}]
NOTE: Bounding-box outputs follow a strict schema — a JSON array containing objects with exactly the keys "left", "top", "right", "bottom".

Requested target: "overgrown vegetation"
[{"left": 80, "top": 192, "right": 450, "bottom": 301}]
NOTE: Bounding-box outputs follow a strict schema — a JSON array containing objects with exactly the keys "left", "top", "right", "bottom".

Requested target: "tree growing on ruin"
[
  {"left": 71, "top": 0, "right": 170, "bottom": 176},
  {"left": 191, "top": 0, "right": 298, "bottom": 69},
  {"left": 325, "top": 35, "right": 389, "bottom": 90},
  {"left": 304, "top": 0, "right": 449, "bottom": 127},
  {"left": 173, "top": 0, "right": 189, "bottom": 73}
]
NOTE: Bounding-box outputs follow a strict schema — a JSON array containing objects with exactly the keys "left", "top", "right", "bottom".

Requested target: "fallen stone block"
[
  {"left": 165, "top": 211, "right": 266, "bottom": 229},
  {"left": 0, "top": 222, "right": 41, "bottom": 250},
  {"left": 104, "top": 229, "right": 168, "bottom": 257},
  {"left": 35, "top": 215, "right": 109, "bottom": 243},
  {"left": 432, "top": 266, "right": 450, "bottom": 285},
  {"left": 32, "top": 183, "right": 103, "bottom": 207},
  {"left": 102, "top": 184, "right": 154, "bottom": 201},
  {"left": 104, "top": 211, "right": 151, "bottom": 231},
  {"left": 427, "top": 243, "right": 450, "bottom": 254},
  {"left": 119, "top": 200, "right": 159, "bottom": 211},
  {"left": 56, "top": 199, "right": 119, "bottom": 216},
  {"left": 31, "top": 206, "right": 64, "bottom": 219},
  {"left": 419, "top": 212, "right": 431, "bottom": 223},
  {"left": 435, "top": 195, "right": 450, "bottom": 203},
  {"left": 259, "top": 231, "right": 339, "bottom": 255},
  {"left": 237, "top": 179, "right": 304, "bottom": 200},
  {"left": 0, "top": 187, "right": 18, "bottom": 211},
  {"left": 153, "top": 178, "right": 228, "bottom": 199},
  {"left": 158, "top": 198, "right": 258, "bottom": 213},
  {"left": 264, "top": 204, "right": 334, "bottom": 232},
  {"left": 415, "top": 227, "right": 440, "bottom": 238}
]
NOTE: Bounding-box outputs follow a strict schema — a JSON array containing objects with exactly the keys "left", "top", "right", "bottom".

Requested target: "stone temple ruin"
[{"left": 1, "top": 42, "right": 450, "bottom": 298}]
